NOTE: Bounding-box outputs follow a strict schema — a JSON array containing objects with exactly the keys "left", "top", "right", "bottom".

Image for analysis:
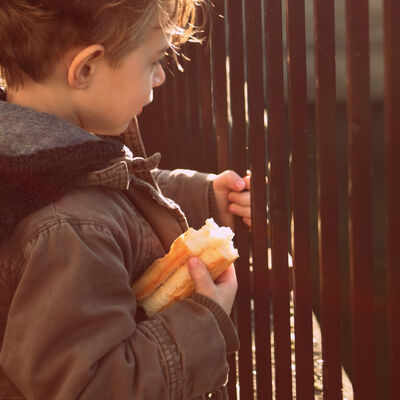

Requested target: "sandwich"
[{"left": 133, "top": 218, "right": 239, "bottom": 316}]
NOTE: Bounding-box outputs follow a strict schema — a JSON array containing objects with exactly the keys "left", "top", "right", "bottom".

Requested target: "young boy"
[{"left": 0, "top": 1, "right": 252, "bottom": 399}]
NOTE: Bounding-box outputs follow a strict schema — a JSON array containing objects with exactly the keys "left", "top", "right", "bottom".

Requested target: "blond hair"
[{"left": 0, "top": 0, "right": 208, "bottom": 88}]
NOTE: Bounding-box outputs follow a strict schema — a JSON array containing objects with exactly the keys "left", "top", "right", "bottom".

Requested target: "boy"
[{"left": 0, "top": 1, "right": 252, "bottom": 399}]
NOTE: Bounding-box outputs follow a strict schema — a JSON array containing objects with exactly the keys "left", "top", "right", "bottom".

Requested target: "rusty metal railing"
[
  {"left": 384, "top": 1, "right": 400, "bottom": 400},
  {"left": 139, "top": 0, "right": 399, "bottom": 398}
]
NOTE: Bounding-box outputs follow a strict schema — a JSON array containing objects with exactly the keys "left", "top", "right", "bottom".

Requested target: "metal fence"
[{"left": 138, "top": 0, "right": 400, "bottom": 398}]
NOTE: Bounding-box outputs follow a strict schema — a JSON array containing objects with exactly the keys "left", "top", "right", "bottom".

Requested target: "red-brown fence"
[{"left": 139, "top": 0, "right": 399, "bottom": 398}]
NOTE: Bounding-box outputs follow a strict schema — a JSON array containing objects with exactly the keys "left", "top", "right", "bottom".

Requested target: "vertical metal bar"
[
  {"left": 313, "top": 0, "right": 343, "bottom": 398},
  {"left": 264, "top": 0, "right": 292, "bottom": 398},
  {"left": 165, "top": 74, "right": 179, "bottom": 169},
  {"left": 345, "top": 1, "right": 375, "bottom": 399},
  {"left": 159, "top": 70, "right": 176, "bottom": 169},
  {"left": 182, "top": 56, "right": 193, "bottom": 170},
  {"left": 211, "top": 0, "right": 230, "bottom": 173},
  {"left": 176, "top": 57, "right": 190, "bottom": 169},
  {"left": 384, "top": 1, "right": 400, "bottom": 399},
  {"left": 198, "top": 41, "right": 217, "bottom": 173},
  {"left": 158, "top": 78, "right": 172, "bottom": 168},
  {"left": 210, "top": 5, "right": 239, "bottom": 394},
  {"left": 137, "top": 85, "right": 168, "bottom": 165},
  {"left": 286, "top": 0, "right": 315, "bottom": 398},
  {"left": 172, "top": 66, "right": 186, "bottom": 169},
  {"left": 177, "top": 62, "right": 190, "bottom": 167},
  {"left": 189, "top": 45, "right": 204, "bottom": 172},
  {"left": 227, "top": 0, "right": 255, "bottom": 398},
  {"left": 183, "top": 46, "right": 202, "bottom": 171}
]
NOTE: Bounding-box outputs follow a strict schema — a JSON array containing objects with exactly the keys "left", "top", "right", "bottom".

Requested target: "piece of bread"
[{"left": 133, "top": 218, "right": 239, "bottom": 316}]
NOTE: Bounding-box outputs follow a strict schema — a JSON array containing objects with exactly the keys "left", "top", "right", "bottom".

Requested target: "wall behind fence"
[{"left": 138, "top": 0, "right": 399, "bottom": 399}]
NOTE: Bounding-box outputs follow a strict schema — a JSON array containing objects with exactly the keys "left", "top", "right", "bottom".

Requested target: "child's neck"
[{"left": 7, "top": 81, "right": 80, "bottom": 127}]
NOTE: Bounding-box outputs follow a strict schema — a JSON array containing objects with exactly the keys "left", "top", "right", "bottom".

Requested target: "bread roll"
[{"left": 133, "top": 218, "right": 239, "bottom": 316}]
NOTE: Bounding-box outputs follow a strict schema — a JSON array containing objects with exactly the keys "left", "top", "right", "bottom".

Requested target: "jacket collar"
[
  {"left": 0, "top": 89, "right": 160, "bottom": 186},
  {"left": 0, "top": 90, "right": 159, "bottom": 242}
]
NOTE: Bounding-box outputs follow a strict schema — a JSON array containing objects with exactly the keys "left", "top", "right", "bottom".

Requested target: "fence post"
[
  {"left": 286, "top": 0, "right": 315, "bottom": 398},
  {"left": 264, "top": 0, "right": 292, "bottom": 398},
  {"left": 227, "top": 0, "right": 255, "bottom": 398},
  {"left": 313, "top": 0, "right": 343, "bottom": 397},
  {"left": 384, "top": 1, "right": 400, "bottom": 399},
  {"left": 345, "top": 1, "right": 375, "bottom": 399}
]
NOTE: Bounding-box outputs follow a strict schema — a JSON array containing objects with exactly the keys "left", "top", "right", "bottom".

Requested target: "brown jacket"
[{"left": 0, "top": 99, "right": 239, "bottom": 399}]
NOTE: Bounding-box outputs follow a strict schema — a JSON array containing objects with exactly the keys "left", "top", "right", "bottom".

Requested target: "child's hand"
[
  {"left": 187, "top": 257, "right": 237, "bottom": 315},
  {"left": 212, "top": 170, "right": 251, "bottom": 229}
]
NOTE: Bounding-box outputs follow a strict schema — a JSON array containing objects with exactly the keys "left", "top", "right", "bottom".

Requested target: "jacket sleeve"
[
  {"left": 153, "top": 169, "right": 219, "bottom": 229},
  {"left": 0, "top": 217, "right": 238, "bottom": 400}
]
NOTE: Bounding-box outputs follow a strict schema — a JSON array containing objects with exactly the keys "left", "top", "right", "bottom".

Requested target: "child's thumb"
[
  {"left": 223, "top": 170, "right": 246, "bottom": 191},
  {"left": 187, "top": 257, "right": 213, "bottom": 293}
]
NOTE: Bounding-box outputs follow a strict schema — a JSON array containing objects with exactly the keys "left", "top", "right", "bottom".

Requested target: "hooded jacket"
[{"left": 0, "top": 93, "right": 238, "bottom": 400}]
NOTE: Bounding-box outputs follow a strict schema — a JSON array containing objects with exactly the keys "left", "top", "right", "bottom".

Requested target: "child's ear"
[{"left": 68, "top": 44, "right": 105, "bottom": 89}]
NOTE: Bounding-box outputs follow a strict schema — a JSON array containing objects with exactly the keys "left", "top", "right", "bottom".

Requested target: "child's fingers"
[
  {"left": 228, "top": 203, "right": 251, "bottom": 219},
  {"left": 228, "top": 190, "right": 250, "bottom": 205},
  {"left": 242, "top": 217, "right": 251, "bottom": 227},
  {"left": 187, "top": 257, "right": 218, "bottom": 296},
  {"left": 213, "top": 170, "right": 246, "bottom": 192},
  {"left": 188, "top": 259, "right": 238, "bottom": 315},
  {"left": 243, "top": 174, "right": 251, "bottom": 190},
  {"left": 214, "top": 264, "right": 237, "bottom": 286},
  {"left": 244, "top": 174, "right": 269, "bottom": 188}
]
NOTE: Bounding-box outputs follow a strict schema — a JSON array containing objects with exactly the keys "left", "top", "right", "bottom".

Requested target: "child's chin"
[{"left": 90, "top": 123, "right": 129, "bottom": 136}]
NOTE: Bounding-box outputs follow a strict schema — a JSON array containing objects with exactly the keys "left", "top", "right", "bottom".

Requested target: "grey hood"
[{"left": 0, "top": 89, "right": 125, "bottom": 242}]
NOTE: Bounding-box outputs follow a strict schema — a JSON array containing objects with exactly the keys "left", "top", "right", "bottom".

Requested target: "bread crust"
[
  {"left": 132, "top": 232, "right": 194, "bottom": 300},
  {"left": 133, "top": 219, "right": 239, "bottom": 316},
  {"left": 140, "top": 247, "right": 236, "bottom": 316}
]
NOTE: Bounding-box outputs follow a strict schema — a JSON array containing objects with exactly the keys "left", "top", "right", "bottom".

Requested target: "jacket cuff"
[{"left": 191, "top": 293, "right": 239, "bottom": 356}]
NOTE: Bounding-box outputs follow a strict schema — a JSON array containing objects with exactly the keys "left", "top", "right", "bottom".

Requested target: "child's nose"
[{"left": 153, "top": 64, "right": 166, "bottom": 88}]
